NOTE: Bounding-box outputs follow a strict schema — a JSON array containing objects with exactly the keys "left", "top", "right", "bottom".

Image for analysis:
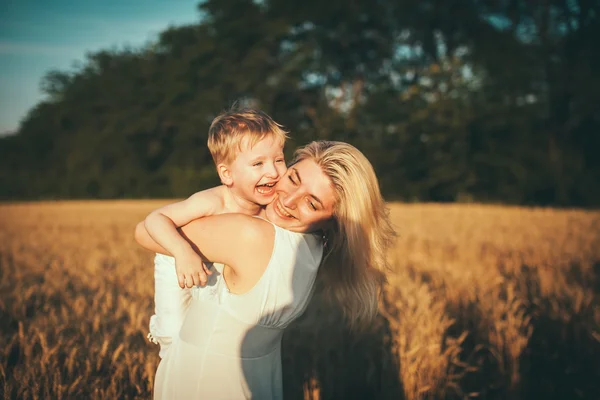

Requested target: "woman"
[{"left": 135, "top": 141, "right": 395, "bottom": 399}]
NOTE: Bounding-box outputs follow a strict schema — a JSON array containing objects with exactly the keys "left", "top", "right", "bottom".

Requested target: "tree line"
[{"left": 1, "top": 0, "right": 598, "bottom": 207}]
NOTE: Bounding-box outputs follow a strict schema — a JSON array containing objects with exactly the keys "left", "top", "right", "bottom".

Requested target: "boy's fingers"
[
  {"left": 191, "top": 273, "right": 201, "bottom": 287},
  {"left": 185, "top": 273, "right": 194, "bottom": 288},
  {"left": 197, "top": 271, "right": 207, "bottom": 286},
  {"left": 178, "top": 273, "right": 185, "bottom": 289}
]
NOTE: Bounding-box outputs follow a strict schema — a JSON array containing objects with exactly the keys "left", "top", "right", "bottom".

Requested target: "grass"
[{"left": 0, "top": 201, "right": 598, "bottom": 399}]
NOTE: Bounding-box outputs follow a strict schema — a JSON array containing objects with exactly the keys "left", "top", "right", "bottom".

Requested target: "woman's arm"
[{"left": 135, "top": 214, "right": 275, "bottom": 286}]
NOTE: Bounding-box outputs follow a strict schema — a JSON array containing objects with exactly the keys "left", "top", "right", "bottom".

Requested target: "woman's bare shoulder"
[
  {"left": 183, "top": 212, "right": 273, "bottom": 241},
  {"left": 218, "top": 213, "right": 274, "bottom": 238}
]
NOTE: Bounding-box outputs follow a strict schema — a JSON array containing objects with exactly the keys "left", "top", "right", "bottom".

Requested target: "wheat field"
[{"left": 0, "top": 201, "right": 599, "bottom": 399}]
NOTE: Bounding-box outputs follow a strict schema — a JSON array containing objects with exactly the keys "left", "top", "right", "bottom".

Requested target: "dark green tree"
[{"left": 0, "top": 0, "right": 598, "bottom": 206}]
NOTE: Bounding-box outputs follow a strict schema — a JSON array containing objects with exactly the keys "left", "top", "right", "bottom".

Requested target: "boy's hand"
[{"left": 175, "top": 250, "right": 212, "bottom": 288}]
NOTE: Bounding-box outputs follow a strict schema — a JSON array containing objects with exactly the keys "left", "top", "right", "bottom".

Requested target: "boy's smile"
[{"left": 256, "top": 182, "right": 276, "bottom": 196}]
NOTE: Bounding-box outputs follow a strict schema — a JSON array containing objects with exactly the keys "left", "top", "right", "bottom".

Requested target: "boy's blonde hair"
[
  {"left": 207, "top": 108, "right": 289, "bottom": 165},
  {"left": 292, "top": 141, "right": 396, "bottom": 330}
]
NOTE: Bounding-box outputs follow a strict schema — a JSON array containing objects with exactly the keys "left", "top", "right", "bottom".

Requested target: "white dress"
[{"left": 153, "top": 223, "right": 323, "bottom": 400}]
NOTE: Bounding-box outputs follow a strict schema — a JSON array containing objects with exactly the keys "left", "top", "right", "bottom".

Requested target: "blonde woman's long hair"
[{"left": 292, "top": 141, "right": 396, "bottom": 329}]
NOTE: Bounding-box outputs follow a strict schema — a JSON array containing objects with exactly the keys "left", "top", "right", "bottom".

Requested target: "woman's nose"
[{"left": 282, "top": 191, "right": 299, "bottom": 209}]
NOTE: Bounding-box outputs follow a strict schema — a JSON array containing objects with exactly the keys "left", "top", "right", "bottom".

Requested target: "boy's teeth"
[{"left": 257, "top": 185, "right": 274, "bottom": 194}]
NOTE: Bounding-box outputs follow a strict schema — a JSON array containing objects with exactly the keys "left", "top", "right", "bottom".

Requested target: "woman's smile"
[{"left": 273, "top": 197, "right": 295, "bottom": 219}]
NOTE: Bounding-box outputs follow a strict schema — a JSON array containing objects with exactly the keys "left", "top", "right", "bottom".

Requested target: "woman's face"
[{"left": 264, "top": 158, "right": 336, "bottom": 233}]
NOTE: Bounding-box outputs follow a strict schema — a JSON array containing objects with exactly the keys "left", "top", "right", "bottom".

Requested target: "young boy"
[{"left": 140, "top": 108, "right": 288, "bottom": 358}]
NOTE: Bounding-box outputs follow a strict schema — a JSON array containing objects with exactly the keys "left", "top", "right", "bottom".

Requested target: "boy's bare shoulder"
[{"left": 189, "top": 186, "right": 228, "bottom": 214}]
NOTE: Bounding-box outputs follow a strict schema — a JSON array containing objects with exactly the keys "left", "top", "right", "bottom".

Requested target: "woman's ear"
[{"left": 217, "top": 163, "right": 233, "bottom": 186}]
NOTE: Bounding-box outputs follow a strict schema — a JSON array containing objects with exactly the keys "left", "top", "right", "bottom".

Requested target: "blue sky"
[{"left": 0, "top": 0, "right": 202, "bottom": 134}]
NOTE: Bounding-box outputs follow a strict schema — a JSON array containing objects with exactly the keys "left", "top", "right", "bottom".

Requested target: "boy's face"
[{"left": 225, "top": 136, "right": 287, "bottom": 206}]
